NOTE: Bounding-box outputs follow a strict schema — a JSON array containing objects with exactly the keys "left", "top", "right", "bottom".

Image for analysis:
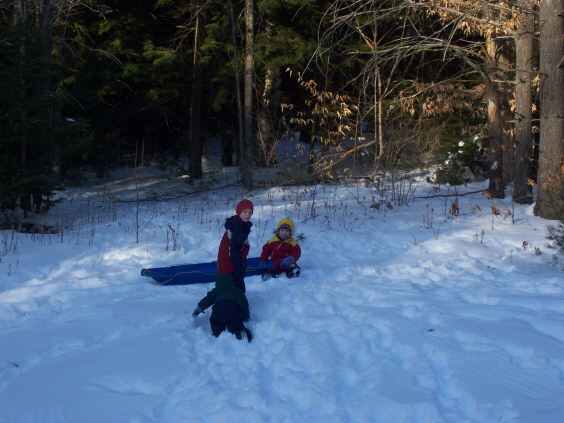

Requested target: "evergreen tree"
[{"left": 0, "top": 10, "right": 60, "bottom": 216}]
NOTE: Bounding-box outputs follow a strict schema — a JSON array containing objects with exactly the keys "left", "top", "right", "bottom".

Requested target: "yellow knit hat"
[{"left": 277, "top": 218, "right": 295, "bottom": 234}]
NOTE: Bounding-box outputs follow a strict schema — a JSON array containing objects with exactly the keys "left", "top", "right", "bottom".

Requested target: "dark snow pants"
[{"left": 210, "top": 300, "right": 245, "bottom": 337}]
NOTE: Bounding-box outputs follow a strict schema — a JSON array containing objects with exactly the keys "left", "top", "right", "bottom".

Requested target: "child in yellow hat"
[{"left": 260, "top": 218, "right": 301, "bottom": 280}]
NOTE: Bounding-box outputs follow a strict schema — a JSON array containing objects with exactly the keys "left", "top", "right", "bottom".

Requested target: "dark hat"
[{"left": 236, "top": 199, "right": 254, "bottom": 215}]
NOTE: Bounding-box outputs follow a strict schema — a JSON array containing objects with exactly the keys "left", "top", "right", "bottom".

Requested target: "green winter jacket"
[{"left": 197, "top": 274, "right": 250, "bottom": 321}]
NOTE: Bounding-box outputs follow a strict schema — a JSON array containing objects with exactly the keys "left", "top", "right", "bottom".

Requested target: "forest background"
[{"left": 1, "top": 0, "right": 564, "bottom": 224}]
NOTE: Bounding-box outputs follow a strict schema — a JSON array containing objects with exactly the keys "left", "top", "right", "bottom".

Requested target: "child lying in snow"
[
  {"left": 260, "top": 218, "right": 302, "bottom": 281},
  {"left": 192, "top": 274, "right": 252, "bottom": 342}
]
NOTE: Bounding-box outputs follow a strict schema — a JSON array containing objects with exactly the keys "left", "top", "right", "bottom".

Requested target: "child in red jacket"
[
  {"left": 260, "top": 218, "right": 301, "bottom": 280},
  {"left": 217, "top": 199, "right": 253, "bottom": 293}
]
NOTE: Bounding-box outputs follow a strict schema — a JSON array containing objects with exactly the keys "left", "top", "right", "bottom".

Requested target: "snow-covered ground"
[{"left": 1, "top": 158, "right": 564, "bottom": 422}]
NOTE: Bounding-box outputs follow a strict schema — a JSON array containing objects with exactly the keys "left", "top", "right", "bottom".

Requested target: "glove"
[
  {"left": 192, "top": 307, "right": 204, "bottom": 317},
  {"left": 280, "top": 256, "right": 294, "bottom": 269}
]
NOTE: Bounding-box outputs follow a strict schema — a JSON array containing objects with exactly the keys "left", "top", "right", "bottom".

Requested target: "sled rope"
[
  {"left": 141, "top": 268, "right": 216, "bottom": 285},
  {"left": 142, "top": 266, "right": 262, "bottom": 286}
]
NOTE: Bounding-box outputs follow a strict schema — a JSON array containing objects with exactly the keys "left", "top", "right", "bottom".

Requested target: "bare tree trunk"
[
  {"left": 241, "top": 0, "right": 254, "bottom": 189},
  {"left": 189, "top": 3, "right": 203, "bottom": 180},
  {"left": 228, "top": 0, "right": 243, "bottom": 166},
  {"left": 29, "top": 0, "right": 54, "bottom": 213},
  {"left": 14, "top": 0, "right": 28, "bottom": 169},
  {"left": 513, "top": 4, "right": 535, "bottom": 204},
  {"left": 534, "top": 0, "right": 564, "bottom": 218},
  {"left": 255, "top": 66, "right": 280, "bottom": 168},
  {"left": 372, "top": 9, "right": 384, "bottom": 168},
  {"left": 307, "top": 117, "right": 319, "bottom": 174},
  {"left": 375, "top": 67, "right": 383, "bottom": 165},
  {"left": 499, "top": 49, "right": 514, "bottom": 186},
  {"left": 484, "top": 22, "right": 505, "bottom": 199}
]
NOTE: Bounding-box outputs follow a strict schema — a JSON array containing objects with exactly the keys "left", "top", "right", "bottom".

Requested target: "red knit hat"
[{"left": 236, "top": 199, "right": 254, "bottom": 215}]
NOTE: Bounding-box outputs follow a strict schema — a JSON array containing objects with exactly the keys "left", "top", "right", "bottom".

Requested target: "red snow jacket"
[{"left": 217, "top": 215, "right": 252, "bottom": 284}]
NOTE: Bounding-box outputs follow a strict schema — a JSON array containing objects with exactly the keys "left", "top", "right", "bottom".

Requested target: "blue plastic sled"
[{"left": 141, "top": 257, "right": 273, "bottom": 286}]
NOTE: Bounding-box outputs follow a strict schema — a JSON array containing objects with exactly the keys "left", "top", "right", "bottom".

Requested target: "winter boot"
[
  {"left": 237, "top": 328, "right": 253, "bottom": 342},
  {"left": 285, "top": 265, "right": 301, "bottom": 279},
  {"left": 261, "top": 269, "right": 279, "bottom": 281}
]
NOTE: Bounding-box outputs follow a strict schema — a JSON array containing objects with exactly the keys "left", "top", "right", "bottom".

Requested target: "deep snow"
[{"left": 1, "top": 154, "right": 564, "bottom": 423}]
